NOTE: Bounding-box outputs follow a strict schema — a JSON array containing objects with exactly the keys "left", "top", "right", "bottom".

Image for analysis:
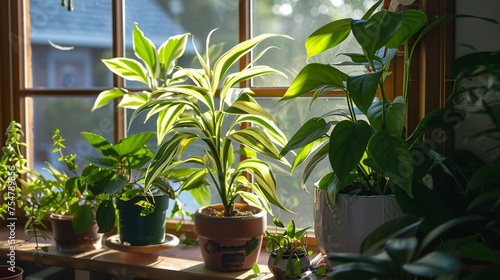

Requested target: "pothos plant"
[
  {"left": 277, "top": 0, "right": 497, "bottom": 204},
  {"left": 92, "top": 23, "right": 292, "bottom": 216}
]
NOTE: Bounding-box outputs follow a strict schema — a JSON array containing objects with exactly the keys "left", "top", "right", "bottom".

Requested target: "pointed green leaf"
[
  {"left": 385, "top": 238, "right": 418, "bottom": 267},
  {"left": 133, "top": 23, "right": 158, "bottom": 81},
  {"left": 403, "top": 252, "right": 460, "bottom": 277},
  {"left": 225, "top": 93, "right": 276, "bottom": 123},
  {"left": 330, "top": 262, "right": 390, "bottom": 280},
  {"left": 281, "top": 118, "right": 330, "bottom": 157},
  {"left": 158, "top": 33, "right": 190, "bottom": 75},
  {"left": 95, "top": 199, "right": 116, "bottom": 233},
  {"left": 212, "top": 33, "right": 291, "bottom": 93},
  {"left": 301, "top": 143, "right": 329, "bottom": 187},
  {"left": 236, "top": 158, "right": 290, "bottom": 212},
  {"left": 117, "top": 91, "right": 150, "bottom": 109},
  {"left": 306, "top": 18, "right": 352, "bottom": 59},
  {"left": 92, "top": 88, "right": 127, "bottom": 111},
  {"left": 385, "top": 96, "right": 407, "bottom": 137},
  {"left": 223, "top": 65, "right": 286, "bottom": 93},
  {"left": 102, "top": 57, "right": 149, "bottom": 86},
  {"left": 71, "top": 204, "right": 94, "bottom": 235},
  {"left": 329, "top": 120, "right": 373, "bottom": 183},
  {"left": 112, "top": 132, "right": 156, "bottom": 157},
  {"left": 290, "top": 136, "right": 329, "bottom": 175},
  {"left": 467, "top": 163, "right": 500, "bottom": 191},
  {"left": 352, "top": 11, "right": 402, "bottom": 64},
  {"left": 229, "top": 127, "right": 281, "bottom": 159},
  {"left": 385, "top": 10, "right": 427, "bottom": 48},
  {"left": 80, "top": 132, "right": 117, "bottom": 157},
  {"left": 280, "top": 63, "right": 347, "bottom": 102},
  {"left": 347, "top": 71, "right": 383, "bottom": 115},
  {"left": 365, "top": 130, "right": 412, "bottom": 197},
  {"left": 234, "top": 115, "right": 288, "bottom": 147}
]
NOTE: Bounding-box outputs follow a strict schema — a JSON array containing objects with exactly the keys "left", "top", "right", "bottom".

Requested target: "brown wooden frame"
[{"left": 0, "top": 0, "right": 455, "bottom": 230}]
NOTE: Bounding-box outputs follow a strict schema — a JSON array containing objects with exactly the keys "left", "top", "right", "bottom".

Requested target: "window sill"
[{"left": 0, "top": 228, "right": 275, "bottom": 280}]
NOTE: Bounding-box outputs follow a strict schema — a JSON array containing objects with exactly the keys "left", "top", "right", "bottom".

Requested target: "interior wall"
[
  {"left": 455, "top": 0, "right": 500, "bottom": 58},
  {"left": 454, "top": 0, "right": 500, "bottom": 163}
]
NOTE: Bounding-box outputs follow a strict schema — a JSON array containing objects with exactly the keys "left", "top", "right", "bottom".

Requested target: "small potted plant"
[
  {"left": 78, "top": 131, "right": 178, "bottom": 247},
  {"left": 92, "top": 23, "right": 292, "bottom": 270},
  {"left": 0, "top": 121, "right": 102, "bottom": 253},
  {"left": 265, "top": 218, "right": 312, "bottom": 280}
]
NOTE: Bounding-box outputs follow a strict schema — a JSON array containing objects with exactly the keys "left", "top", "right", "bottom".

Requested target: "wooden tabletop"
[{"left": 0, "top": 230, "right": 274, "bottom": 280}]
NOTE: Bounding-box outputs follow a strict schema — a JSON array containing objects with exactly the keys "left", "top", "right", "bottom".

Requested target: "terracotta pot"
[
  {"left": 116, "top": 194, "right": 169, "bottom": 246},
  {"left": 49, "top": 213, "right": 103, "bottom": 252},
  {"left": 314, "top": 187, "right": 401, "bottom": 255},
  {"left": 0, "top": 266, "right": 23, "bottom": 280},
  {"left": 194, "top": 203, "right": 266, "bottom": 271},
  {"left": 268, "top": 251, "right": 310, "bottom": 280}
]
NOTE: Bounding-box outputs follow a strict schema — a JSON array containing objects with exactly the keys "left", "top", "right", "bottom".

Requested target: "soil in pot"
[
  {"left": 0, "top": 265, "right": 23, "bottom": 280},
  {"left": 268, "top": 251, "right": 310, "bottom": 280},
  {"left": 194, "top": 203, "right": 266, "bottom": 271},
  {"left": 49, "top": 213, "right": 103, "bottom": 252},
  {"left": 116, "top": 194, "right": 169, "bottom": 246}
]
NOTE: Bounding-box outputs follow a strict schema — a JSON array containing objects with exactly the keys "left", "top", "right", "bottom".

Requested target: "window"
[{"left": 1, "top": 0, "right": 453, "bottom": 229}]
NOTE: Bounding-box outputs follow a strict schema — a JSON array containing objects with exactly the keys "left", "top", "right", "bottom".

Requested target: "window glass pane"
[
  {"left": 28, "top": 0, "right": 112, "bottom": 88},
  {"left": 260, "top": 97, "right": 348, "bottom": 228},
  {"left": 30, "top": 97, "right": 114, "bottom": 176},
  {"left": 124, "top": 0, "right": 239, "bottom": 88},
  {"left": 252, "top": 0, "right": 377, "bottom": 87}
]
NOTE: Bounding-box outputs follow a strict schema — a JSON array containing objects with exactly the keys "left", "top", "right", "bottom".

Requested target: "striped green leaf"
[{"left": 102, "top": 57, "right": 149, "bottom": 86}]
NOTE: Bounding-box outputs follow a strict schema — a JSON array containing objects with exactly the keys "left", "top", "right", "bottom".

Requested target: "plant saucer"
[{"left": 105, "top": 233, "right": 179, "bottom": 253}]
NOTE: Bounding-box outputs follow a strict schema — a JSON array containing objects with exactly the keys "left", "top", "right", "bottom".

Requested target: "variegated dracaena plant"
[{"left": 93, "top": 22, "right": 292, "bottom": 216}]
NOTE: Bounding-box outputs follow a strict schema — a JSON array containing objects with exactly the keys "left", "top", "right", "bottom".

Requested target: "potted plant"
[
  {"left": 0, "top": 121, "right": 102, "bottom": 253},
  {"left": 264, "top": 218, "right": 312, "bottom": 280},
  {"left": 78, "top": 131, "right": 178, "bottom": 247},
  {"left": 324, "top": 44, "right": 500, "bottom": 279},
  {"left": 276, "top": 0, "right": 493, "bottom": 255},
  {"left": 91, "top": 23, "right": 292, "bottom": 270}
]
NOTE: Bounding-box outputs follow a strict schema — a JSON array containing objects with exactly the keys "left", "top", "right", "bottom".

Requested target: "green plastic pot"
[{"left": 116, "top": 194, "right": 169, "bottom": 246}]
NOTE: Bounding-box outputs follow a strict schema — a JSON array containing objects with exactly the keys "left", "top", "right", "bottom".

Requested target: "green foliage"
[
  {"left": 93, "top": 23, "right": 292, "bottom": 216},
  {"left": 78, "top": 131, "right": 177, "bottom": 232},
  {"left": 277, "top": 1, "right": 499, "bottom": 210},
  {"left": 0, "top": 121, "right": 96, "bottom": 256},
  {"left": 278, "top": 1, "right": 431, "bottom": 201},
  {"left": 329, "top": 48, "right": 500, "bottom": 279},
  {"left": 265, "top": 218, "right": 312, "bottom": 278}
]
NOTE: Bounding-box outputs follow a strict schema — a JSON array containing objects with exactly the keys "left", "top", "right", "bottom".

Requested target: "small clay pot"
[
  {"left": 49, "top": 213, "right": 103, "bottom": 252},
  {"left": 0, "top": 265, "right": 23, "bottom": 280},
  {"left": 268, "top": 251, "right": 310, "bottom": 280},
  {"left": 194, "top": 203, "right": 266, "bottom": 271}
]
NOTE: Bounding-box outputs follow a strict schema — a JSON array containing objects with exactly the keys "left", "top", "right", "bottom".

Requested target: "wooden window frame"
[{"left": 1, "top": 0, "right": 454, "bottom": 235}]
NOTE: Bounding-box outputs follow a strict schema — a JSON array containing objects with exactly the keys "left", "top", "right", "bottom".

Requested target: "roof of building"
[{"left": 29, "top": 0, "right": 187, "bottom": 48}]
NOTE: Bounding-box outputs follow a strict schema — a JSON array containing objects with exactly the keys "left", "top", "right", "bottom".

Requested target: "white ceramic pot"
[
  {"left": 268, "top": 251, "right": 310, "bottom": 280},
  {"left": 314, "top": 187, "right": 401, "bottom": 255}
]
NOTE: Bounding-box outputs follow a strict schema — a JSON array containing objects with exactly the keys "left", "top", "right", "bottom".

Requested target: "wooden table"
[{"left": 0, "top": 230, "right": 274, "bottom": 280}]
